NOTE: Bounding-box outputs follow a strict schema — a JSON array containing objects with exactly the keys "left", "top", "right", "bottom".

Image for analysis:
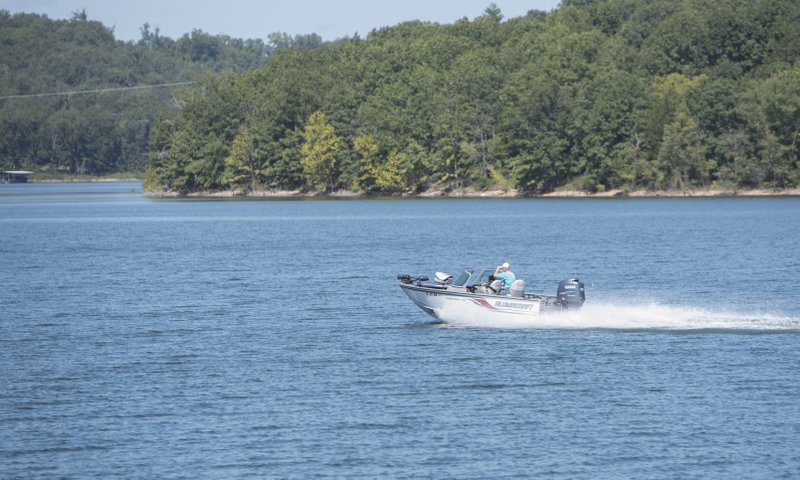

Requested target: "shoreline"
[
  {"left": 32, "top": 177, "right": 141, "bottom": 183},
  {"left": 145, "top": 186, "right": 800, "bottom": 199},
  {"left": 16, "top": 178, "right": 799, "bottom": 198}
]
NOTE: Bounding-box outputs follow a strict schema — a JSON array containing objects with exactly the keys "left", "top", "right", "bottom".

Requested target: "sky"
[{"left": 2, "top": 0, "right": 561, "bottom": 42}]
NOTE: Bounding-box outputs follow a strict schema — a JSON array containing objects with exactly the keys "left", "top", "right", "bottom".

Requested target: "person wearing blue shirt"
[{"left": 494, "top": 262, "right": 516, "bottom": 292}]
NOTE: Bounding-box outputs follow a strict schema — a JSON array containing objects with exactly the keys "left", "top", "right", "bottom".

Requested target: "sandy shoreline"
[
  {"left": 22, "top": 177, "right": 799, "bottom": 197},
  {"left": 146, "top": 187, "right": 800, "bottom": 198}
]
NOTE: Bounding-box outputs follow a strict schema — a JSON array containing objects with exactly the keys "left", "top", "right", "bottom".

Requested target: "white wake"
[{"left": 443, "top": 302, "right": 800, "bottom": 331}]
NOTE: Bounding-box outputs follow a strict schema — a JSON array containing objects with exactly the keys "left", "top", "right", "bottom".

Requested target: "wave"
[{"left": 443, "top": 302, "right": 800, "bottom": 331}]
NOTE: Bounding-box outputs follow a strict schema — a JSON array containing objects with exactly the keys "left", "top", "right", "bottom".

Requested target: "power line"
[{"left": 0, "top": 81, "right": 196, "bottom": 100}]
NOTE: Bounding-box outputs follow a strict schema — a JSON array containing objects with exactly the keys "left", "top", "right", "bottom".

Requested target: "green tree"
[
  {"left": 646, "top": 73, "right": 706, "bottom": 156},
  {"left": 351, "top": 134, "right": 380, "bottom": 191},
  {"left": 398, "top": 140, "right": 430, "bottom": 192},
  {"left": 483, "top": 3, "right": 504, "bottom": 22},
  {"left": 733, "top": 65, "right": 800, "bottom": 188},
  {"left": 223, "top": 125, "right": 261, "bottom": 190},
  {"left": 299, "top": 111, "right": 341, "bottom": 192},
  {"left": 374, "top": 150, "right": 405, "bottom": 192},
  {"left": 715, "top": 129, "right": 759, "bottom": 188},
  {"left": 656, "top": 111, "right": 710, "bottom": 190},
  {"left": 572, "top": 68, "right": 646, "bottom": 191}
]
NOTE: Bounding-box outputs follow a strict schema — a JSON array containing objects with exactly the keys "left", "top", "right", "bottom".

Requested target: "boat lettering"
[
  {"left": 494, "top": 300, "right": 534, "bottom": 311},
  {"left": 425, "top": 291, "right": 440, "bottom": 296}
]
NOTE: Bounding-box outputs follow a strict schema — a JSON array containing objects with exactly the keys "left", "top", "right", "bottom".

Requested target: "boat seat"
[{"left": 434, "top": 272, "right": 453, "bottom": 284}]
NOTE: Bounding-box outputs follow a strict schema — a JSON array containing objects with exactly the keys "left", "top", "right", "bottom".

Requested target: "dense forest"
[
  {"left": 0, "top": 10, "right": 321, "bottom": 176},
  {"left": 145, "top": 0, "right": 800, "bottom": 195},
  {"left": 3, "top": 2, "right": 799, "bottom": 194}
]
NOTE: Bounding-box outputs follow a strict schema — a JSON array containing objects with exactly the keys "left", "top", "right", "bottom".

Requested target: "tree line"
[
  {"left": 2, "top": 2, "right": 798, "bottom": 193},
  {"left": 146, "top": 0, "right": 800, "bottom": 195},
  {"left": 0, "top": 9, "right": 321, "bottom": 176}
]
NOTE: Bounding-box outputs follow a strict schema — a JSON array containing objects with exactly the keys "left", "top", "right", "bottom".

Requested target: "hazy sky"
[{"left": 2, "top": 0, "right": 561, "bottom": 42}]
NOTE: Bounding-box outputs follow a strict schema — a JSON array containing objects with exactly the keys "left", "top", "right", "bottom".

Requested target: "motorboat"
[{"left": 397, "top": 268, "right": 585, "bottom": 323}]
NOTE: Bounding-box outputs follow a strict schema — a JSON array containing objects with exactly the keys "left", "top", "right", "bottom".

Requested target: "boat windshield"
[
  {"left": 452, "top": 269, "right": 473, "bottom": 286},
  {"left": 464, "top": 269, "right": 495, "bottom": 287}
]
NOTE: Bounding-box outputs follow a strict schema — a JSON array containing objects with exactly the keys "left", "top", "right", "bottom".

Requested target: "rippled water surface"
[{"left": 2, "top": 182, "right": 799, "bottom": 478}]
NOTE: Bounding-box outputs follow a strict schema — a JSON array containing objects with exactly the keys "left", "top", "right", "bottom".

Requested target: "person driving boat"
[{"left": 494, "top": 262, "right": 516, "bottom": 293}]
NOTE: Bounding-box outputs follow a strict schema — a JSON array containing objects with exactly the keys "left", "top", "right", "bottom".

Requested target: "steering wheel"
[{"left": 486, "top": 275, "right": 499, "bottom": 294}]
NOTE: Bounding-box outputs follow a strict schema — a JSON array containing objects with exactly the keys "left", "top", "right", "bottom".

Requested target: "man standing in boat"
[{"left": 494, "top": 262, "right": 516, "bottom": 294}]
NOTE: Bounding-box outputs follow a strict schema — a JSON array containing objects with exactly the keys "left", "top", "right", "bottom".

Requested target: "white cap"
[{"left": 502, "top": 262, "right": 510, "bottom": 269}]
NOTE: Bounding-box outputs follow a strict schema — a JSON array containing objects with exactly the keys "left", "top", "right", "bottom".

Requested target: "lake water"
[{"left": 2, "top": 182, "right": 799, "bottom": 478}]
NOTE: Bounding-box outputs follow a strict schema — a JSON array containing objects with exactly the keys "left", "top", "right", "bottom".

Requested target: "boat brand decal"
[
  {"left": 473, "top": 298, "right": 534, "bottom": 311},
  {"left": 494, "top": 300, "right": 535, "bottom": 311}
]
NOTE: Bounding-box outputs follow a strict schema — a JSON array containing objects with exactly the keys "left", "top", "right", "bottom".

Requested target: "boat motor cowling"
[
  {"left": 557, "top": 278, "right": 585, "bottom": 309},
  {"left": 509, "top": 279, "right": 526, "bottom": 298}
]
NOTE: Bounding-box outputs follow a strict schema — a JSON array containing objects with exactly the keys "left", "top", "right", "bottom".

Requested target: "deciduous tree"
[{"left": 300, "top": 111, "right": 341, "bottom": 192}]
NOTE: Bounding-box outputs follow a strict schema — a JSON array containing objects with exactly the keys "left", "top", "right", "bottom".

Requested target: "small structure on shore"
[{"left": 1, "top": 171, "right": 34, "bottom": 183}]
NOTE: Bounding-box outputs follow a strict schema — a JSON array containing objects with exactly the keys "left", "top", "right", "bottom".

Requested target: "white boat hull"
[
  {"left": 398, "top": 269, "right": 585, "bottom": 324},
  {"left": 400, "top": 283, "right": 557, "bottom": 323}
]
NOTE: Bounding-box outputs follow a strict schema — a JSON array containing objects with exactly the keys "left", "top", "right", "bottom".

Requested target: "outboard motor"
[
  {"left": 557, "top": 278, "right": 585, "bottom": 309},
  {"left": 509, "top": 279, "right": 526, "bottom": 298}
]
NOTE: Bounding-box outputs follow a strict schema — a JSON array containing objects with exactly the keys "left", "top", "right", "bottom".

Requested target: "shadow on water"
[{"left": 405, "top": 320, "right": 447, "bottom": 329}]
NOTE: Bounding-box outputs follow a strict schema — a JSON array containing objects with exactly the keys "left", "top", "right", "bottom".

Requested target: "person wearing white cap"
[{"left": 494, "top": 262, "right": 516, "bottom": 293}]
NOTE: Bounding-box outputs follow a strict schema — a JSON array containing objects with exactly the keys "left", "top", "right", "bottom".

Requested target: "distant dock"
[{"left": 1, "top": 171, "right": 33, "bottom": 183}]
